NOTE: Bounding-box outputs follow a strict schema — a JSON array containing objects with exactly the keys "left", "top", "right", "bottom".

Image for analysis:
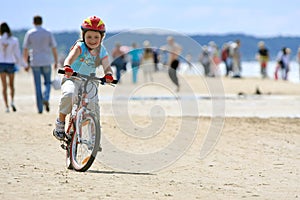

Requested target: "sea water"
[{"left": 180, "top": 61, "right": 300, "bottom": 83}]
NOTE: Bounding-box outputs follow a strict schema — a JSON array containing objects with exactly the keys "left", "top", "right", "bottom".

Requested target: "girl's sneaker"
[{"left": 53, "top": 119, "right": 66, "bottom": 140}]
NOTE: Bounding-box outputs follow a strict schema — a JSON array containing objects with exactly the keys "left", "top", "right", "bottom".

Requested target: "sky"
[{"left": 2, "top": 0, "right": 300, "bottom": 37}]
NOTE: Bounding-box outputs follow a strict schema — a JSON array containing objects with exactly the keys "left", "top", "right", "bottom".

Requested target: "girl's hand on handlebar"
[
  {"left": 104, "top": 73, "right": 113, "bottom": 83},
  {"left": 64, "top": 65, "right": 73, "bottom": 78}
]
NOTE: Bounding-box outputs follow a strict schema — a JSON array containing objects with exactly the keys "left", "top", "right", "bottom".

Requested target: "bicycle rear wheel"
[{"left": 70, "top": 112, "right": 100, "bottom": 172}]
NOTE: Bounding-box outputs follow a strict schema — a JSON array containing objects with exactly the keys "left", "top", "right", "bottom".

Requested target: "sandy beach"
[{"left": 0, "top": 69, "right": 299, "bottom": 200}]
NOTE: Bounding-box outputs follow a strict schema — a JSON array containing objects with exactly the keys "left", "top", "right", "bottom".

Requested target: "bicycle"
[{"left": 57, "top": 69, "right": 117, "bottom": 172}]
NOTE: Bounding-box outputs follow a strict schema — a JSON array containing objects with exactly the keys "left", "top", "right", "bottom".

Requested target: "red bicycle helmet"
[{"left": 81, "top": 16, "right": 106, "bottom": 32}]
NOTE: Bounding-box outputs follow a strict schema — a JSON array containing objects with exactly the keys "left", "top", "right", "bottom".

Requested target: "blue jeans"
[
  {"left": 131, "top": 61, "right": 140, "bottom": 83},
  {"left": 112, "top": 57, "right": 125, "bottom": 81},
  {"left": 31, "top": 66, "right": 52, "bottom": 113}
]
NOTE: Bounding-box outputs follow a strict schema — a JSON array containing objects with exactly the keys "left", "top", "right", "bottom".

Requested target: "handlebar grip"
[
  {"left": 57, "top": 69, "right": 64, "bottom": 74},
  {"left": 57, "top": 69, "right": 78, "bottom": 76},
  {"left": 111, "top": 80, "right": 119, "bottom": 84},
  {"left": 99, "top": 78, "right": 118, "bottom": 85}
]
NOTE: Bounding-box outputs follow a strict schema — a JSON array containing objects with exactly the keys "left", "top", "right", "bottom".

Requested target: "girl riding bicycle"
[{"left": 53, "top": 16, "right": 114, "bottom": 140}]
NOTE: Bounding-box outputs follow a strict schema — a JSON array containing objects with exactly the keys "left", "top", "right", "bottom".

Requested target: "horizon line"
[{"left": 11, "top": 28, "right": 300, "bottom": 38}]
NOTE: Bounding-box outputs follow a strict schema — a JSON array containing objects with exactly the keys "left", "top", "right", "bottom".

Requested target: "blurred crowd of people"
[
  {"left": 199, "top": 40, "right": 242, "bottom": 78},
  {"left": 112, "top": 36, "right": 300, "bottom": 88},
  {"left": 110, "top": 36, "right": 182, "bottom": 92},
  {"left": 199, "top": 39, "right": 299, "bottom": 81}
]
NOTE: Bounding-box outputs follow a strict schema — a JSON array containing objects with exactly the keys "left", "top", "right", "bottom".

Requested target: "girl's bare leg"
[
  {"left": 8, "top": 73, "right": 16, "bottom": 111},
  {"left": 0, "top": 73, "right": 9, "bottom": 112}
]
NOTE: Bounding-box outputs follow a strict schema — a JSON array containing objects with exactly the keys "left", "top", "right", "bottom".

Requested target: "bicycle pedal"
[{"left": 60, "top": 144, "right": 67, "bottom": 150}]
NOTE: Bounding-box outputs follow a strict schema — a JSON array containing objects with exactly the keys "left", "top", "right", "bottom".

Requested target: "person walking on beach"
[
  {"left": 23, "top": 15, "right": 58, "bottom": 114},
  {"left": 162, "top": 36, "right": 182, "bottom": 92},
  {"left": 199, "top": 45, "right": 210, "bottom": 76},
  {"left": 0, "top": 22, "right": 27, "bottom": 112},
  {"left": 53, "top": 16, "right": 114, "bottom": 140},
  {"left": 128, "top": 42, "right": 142, "bottom": 84},
  {"left": 141, "top": 40, "right": 154, "bottom": 82},
  {"left": 221, "top": 43, "right": 232, "bottom": 76},
  {"left": 153, "top": 47, "right": 160, "bottom": 72},
  {"left": 111, "top": 42, "right": 126, "bottom": 82},
  {"left": 231, "top": 39, "right": 242, "bottom": 78},
  {"left": 256, "top": 41, "right": 269, "bottom": 78},
  {"left": 274, "top": 47, "right": 291, "bottom": 80},
  {"left": 207, "top": 41, "right": 221, "bottom": 77}
]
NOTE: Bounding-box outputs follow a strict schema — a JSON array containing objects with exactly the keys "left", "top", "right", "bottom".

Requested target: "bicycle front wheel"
[
  {"left": 70, "top": 112, "right": 100, "bottom": 172},
  {"left": 65, "top": 121, "right": 75, "bottom": 170}
]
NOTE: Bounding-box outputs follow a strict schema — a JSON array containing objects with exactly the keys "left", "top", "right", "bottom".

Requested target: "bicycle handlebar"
[{"left": 58, "top": 69, "right": 118, "bottom": 84}]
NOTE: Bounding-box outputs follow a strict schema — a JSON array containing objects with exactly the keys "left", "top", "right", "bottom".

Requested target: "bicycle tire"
[
  {"left": 65, "top": 122, "right": 75, "bottom": 170},
  {"left": 70, "top": 111, "right": 100, "bottom": 172}
]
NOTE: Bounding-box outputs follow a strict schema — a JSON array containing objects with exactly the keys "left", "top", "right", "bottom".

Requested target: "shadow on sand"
[{"left": 88, "top": 170, "right": 154, "bottom": 176}]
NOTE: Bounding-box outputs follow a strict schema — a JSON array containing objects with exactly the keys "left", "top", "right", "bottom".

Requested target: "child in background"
[{"left": 53, "top": 16, "right": 114, "bottom": 140}]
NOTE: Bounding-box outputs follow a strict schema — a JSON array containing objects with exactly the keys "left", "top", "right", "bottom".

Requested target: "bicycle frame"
[
  {"left": 58, "top": 69, "right": 117, "bottom": 171},
  {"left": 64, "top": 76, "right": 95, "bottom": 150}
]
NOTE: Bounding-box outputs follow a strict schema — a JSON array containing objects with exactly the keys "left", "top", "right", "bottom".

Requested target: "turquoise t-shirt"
[
  {"left": 128, "top": 48, "right": 143, "bottom": 62},
  {"left": 71, "top": 41, "right": 108, "bottom": 76}
]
